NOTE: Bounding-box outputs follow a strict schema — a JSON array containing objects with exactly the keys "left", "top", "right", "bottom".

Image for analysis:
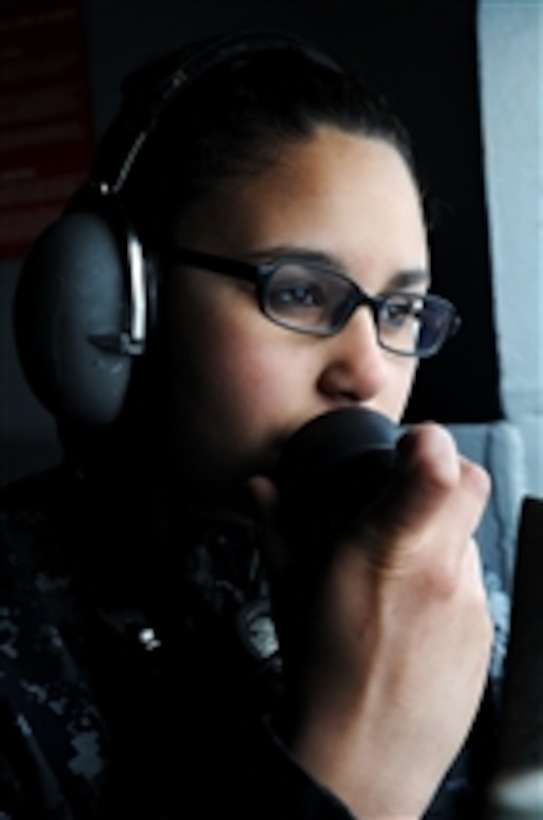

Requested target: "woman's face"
[{"left": 164, "top": 126, "right": 429, "bottom": 492}]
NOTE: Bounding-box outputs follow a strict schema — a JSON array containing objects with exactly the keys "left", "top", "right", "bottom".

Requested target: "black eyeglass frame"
[{"left": 168, "top": 246, "right": 461, "bottom": 358}]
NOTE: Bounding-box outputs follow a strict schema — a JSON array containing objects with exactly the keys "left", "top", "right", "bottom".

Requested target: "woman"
[{"left": 1, "top": 31, "right": 495, "bottom": 818}]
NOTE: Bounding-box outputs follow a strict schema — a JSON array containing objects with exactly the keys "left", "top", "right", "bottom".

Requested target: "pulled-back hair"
[{"left": 111, "top": 34, "right": 419, "bottom": 249}]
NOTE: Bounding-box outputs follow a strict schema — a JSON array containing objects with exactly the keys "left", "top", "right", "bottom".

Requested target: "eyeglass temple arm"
[{"left": 168, "top": 246, "right": 257, "bottom": 283}]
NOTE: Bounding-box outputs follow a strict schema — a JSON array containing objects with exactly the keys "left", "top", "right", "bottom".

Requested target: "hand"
[{"left": 250, "top": 423, "right": 494, "bottom": 818}]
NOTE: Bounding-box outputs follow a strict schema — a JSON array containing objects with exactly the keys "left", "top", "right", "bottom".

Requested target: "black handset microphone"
[{"left": 276, "top": 407, "right": 399, "bottom": 552}]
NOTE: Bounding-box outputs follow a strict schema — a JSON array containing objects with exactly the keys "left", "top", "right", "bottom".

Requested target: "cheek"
[
  {"left": 205, "top": 324, "right": 303, "bottom": 431},
  {"left": 165, "top": 295, "right": 308, "bottom": 476},
  {"left": 180, "top": 278, "right": 305, "bottom": 422}
]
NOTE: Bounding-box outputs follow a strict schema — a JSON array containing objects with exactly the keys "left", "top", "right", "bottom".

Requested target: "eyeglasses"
[{"left": 169, "top": 247, "right": 461, "bottom": 358}]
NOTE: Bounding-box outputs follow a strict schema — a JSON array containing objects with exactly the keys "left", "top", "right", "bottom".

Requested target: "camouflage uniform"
[{"left": 0, "top": 466, "right": 504, "bottom": 818}]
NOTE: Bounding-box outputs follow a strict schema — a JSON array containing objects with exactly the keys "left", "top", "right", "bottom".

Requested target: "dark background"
[{"left": 0, "top": 0, "right": 503, "bottom": 487}]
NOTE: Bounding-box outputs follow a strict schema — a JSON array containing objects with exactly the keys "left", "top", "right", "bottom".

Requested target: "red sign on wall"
[{"left": 0, "top": 0, "right": 94, "bottom": 259}]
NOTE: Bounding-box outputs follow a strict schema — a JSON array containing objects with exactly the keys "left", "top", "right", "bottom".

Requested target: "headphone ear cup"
[{"left": 14, "top": 207, "right": 137, "bottom": 429}]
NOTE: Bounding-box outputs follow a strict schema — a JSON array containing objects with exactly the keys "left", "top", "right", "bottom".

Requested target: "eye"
[
  {"left": 266, "top": 265, "right": 328, "bottom": 314},
  {"left": 380, "top": 294, "right": 423, "bottom": 330},
  {"left": 271, "top": 282, "right": 325, "bottom": 308},
  {"left": 262, "top": 261, "right": 357, "bottom": 333}
]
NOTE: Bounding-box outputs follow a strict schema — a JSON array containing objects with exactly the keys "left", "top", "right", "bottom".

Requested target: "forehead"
[{"left": 174, "top": 126, "right": 428, "bottom": 276}]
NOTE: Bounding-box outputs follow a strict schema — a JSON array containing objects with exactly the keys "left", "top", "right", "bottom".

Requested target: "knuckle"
[
  {"left": 461, "top": 458, "right": 492, "bottom": 504},
  {"left": 416, "top": 555, "right": 459, "bottom": 600}
]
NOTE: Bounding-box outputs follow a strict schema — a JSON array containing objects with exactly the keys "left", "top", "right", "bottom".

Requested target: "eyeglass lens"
[{"left": 263, "top": 261, "right": 454, "bottom": 355}]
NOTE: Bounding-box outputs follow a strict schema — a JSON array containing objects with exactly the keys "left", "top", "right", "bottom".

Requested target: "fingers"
[
  {"left": 363, "top": 423, "right": 491, "bottom": 569},
  {"left": 394, "top": 422, "right": 489, "bottom": 527}
]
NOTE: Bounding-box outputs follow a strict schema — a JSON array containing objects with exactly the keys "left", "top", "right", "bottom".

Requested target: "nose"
[{"left": 317, "top": 308, "right": 388, "bottom": 404}]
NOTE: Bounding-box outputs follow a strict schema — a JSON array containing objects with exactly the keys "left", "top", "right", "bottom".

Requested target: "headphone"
[{"left": 13, "top": 31, "right": 343, "bottom": 430}]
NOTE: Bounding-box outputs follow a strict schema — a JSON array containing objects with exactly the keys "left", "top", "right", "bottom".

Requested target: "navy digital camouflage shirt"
[{"left": 0, "top": 465, "right": 505, "bottom": 818}]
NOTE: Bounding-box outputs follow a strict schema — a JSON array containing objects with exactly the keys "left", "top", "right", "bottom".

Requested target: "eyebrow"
[
  {"left": 387, "top": 269, "right": 431, "bottom": 290},
  {"left": 246, "top": 244, "right": 431, "bottom": 292}
]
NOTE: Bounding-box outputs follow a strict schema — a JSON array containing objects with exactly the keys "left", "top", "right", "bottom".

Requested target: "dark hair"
[{"left": 115, "top": 35, "right": 419, "bottom": 249}]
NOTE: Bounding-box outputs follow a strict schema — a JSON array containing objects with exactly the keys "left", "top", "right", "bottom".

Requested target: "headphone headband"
[{"left": 92, "top": 31, "right": 343, "bottom": 193}]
